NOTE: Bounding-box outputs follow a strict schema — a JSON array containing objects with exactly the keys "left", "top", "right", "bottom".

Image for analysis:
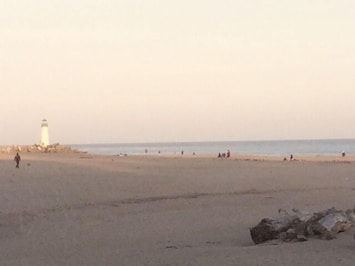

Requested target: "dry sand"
[{"left": 1, "top": 152, "right": 355, "bottom": 265}]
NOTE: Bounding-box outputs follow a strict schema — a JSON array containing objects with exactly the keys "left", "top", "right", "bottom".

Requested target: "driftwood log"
[{"left": 250, "top": 207, "right": 355, "bottom": 244}]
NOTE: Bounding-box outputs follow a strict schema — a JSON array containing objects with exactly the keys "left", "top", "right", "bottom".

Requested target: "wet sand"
[{"left": 0, "top": 153, "right": 355, "bottom": 265}]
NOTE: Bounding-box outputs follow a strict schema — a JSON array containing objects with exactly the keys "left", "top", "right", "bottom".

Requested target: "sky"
[{"left": 1, "top": 0, "right": 355, "bottom": 145}]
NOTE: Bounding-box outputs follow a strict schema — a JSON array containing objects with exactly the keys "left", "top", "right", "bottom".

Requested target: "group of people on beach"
[{"left": 218, "top": 150, "right": 231, "bottom": 158}]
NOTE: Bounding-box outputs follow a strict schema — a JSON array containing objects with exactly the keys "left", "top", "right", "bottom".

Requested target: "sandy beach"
[{"left": 1, "top": 152, "right": 355, "bottom": 265}]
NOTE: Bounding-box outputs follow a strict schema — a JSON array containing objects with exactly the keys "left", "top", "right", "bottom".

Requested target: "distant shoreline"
[
  {"left": 1, "top": 142, "right": 354, "bottom": 163},
  {"left": 70, "top": 140, "right": 355, "bottom": 157},
  {"left": 0, "top": 148, "right": 352, "bottom": 163},
  {"left": 142, "top": 154, "right": 355, "bottom": 163}
]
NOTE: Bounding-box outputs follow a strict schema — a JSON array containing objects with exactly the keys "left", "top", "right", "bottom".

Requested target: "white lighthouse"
[{"left": 41, "top": 119, "right": 49, "bottom": 147}]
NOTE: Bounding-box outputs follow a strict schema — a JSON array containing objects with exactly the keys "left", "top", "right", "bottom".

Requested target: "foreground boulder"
[{"left": 250, "top": 207, "right": 355, "bottom": 244}]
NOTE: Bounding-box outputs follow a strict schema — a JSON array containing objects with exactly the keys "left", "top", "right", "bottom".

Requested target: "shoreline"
[
  {"left": 1, "top": 149, "right": 353, "bottom": 163},
  {"left": 1, "top": 141, "right": 353, "bottom": 163}
]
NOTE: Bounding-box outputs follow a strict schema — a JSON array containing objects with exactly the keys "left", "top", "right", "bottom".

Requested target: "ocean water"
[{"left": 71, "top": 139, "right": 355, "bottom": 157}]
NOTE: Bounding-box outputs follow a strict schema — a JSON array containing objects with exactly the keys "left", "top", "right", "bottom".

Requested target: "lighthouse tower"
[{"left": 41, "top": 119, "right": 49, "bottom": 147}]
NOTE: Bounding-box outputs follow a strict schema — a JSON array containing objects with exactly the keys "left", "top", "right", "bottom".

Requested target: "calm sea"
[{"left": 71, "top": 139, "right": 355, "bottom": 157}]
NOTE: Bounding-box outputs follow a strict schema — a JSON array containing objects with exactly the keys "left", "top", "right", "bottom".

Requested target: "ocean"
[{"left": 71, "top": 139, "right": 355, "bottom": 157}]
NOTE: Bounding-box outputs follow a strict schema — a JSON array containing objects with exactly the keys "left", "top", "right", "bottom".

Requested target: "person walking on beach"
[{"left": 14, "top": 153, "right": 21, "bottom": 168}]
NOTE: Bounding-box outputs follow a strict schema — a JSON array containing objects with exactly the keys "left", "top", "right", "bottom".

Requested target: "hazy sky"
[{"left": 1, "top": 0, "right": 355, "bottom": 145}]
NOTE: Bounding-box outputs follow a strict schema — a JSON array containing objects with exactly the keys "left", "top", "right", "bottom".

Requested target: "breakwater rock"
[{"left": 0, "top": 143, "right": 84, "bottom": 154}]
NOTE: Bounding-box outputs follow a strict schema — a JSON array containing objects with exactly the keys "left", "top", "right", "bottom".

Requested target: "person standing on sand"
[{"left": 14, "top": 153, "right": 21, "bottom": 168}]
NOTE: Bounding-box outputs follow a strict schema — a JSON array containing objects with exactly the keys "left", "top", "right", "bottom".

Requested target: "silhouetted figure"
[
  {"left": 342, "top": 151, "right": 346, "bottom": 157},
  {"left": 14, "top": 153, "right": 21, "bottom": 168},
  {"left": 218, "top": 153, "right": 222, "bottom": 158},
  {"left": 226, "top": 150, "right": 231, "bottom": 158},
  {"left": 289, "top": 154, "right": 294, "bottom": 161}
]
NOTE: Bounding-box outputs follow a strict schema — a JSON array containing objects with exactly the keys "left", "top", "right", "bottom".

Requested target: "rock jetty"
[{"left": 0, "top": 143, "right": 84, "bottom": 154}]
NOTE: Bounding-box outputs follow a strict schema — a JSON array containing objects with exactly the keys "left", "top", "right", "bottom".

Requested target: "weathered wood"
[
  {"left": 250, "top": 209, "right": 300, "bottom": 244},
  {"left": 318, "top": 212, "right": 352, "bottom": 234}
]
